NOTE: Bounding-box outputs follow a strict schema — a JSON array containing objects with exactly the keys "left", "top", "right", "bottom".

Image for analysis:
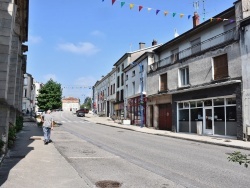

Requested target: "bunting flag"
[
  {"left": 139, "top": 5, "right": 143, "bottom": 12},
  {"left": 129, "top": 3, "right": 134, "bottom": 9},
  {"left": 210, "top": 17, "right": 235, "bottom": 22},
  {"left": 103, "top": 0, "right": 235, "bottom": 23}
]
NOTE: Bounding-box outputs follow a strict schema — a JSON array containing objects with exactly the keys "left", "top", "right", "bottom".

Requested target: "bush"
[
  {"left": 8, "top": 125, "right": 16, "bottom": 148},
  {"left": 15, "top": 116, "right": 23, "bottom": 132}
]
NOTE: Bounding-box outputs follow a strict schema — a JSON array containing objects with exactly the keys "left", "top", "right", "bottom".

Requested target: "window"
[
  {"left": 113, "top": 84, "right": 115, "bottom": 94},
  {"left": 132, "top": 82, "right": 135, "bottom": 95},
  {"left": 117, "top": 76, "right": 120, "bottom": 88},
  {"left": 171, "top": 48, "right": 179, "bottom": 63},
  {"left": 121, "top": 73, "right": 124, "bottom": 86},
  {"left": 116, "top": 91, "right": 119, "bottom": 101},
  {"left": 139, "top": 65, "right": 144, "bottom": 72},
  {"left": 122, "top": 63, "right": 124, "bottom": 70},
  {"left": 24, "top": 89, "right": 27, "bottom": 97},
  {"left": 132, "top": 70, "right": 135, "bottom": 77},
  {"left": 160, "top": 73, "right": 168, "bottom": 91},
  {"left": 179, "top": 67, "right": 189, "bottom": 86},
  {"left": 121, "top": 89, "right": 124, "bottom": 101},
  {"left": 125, "top": 75, "right": 128, "bottom": 81},
  {"left": 191, "top": 38, "right": 201, "bottom": 54},
  {"left": 213, "top": 54, "right": 228, "bottom": 80}
]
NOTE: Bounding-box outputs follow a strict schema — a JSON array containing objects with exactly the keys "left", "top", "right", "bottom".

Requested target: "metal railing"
[{"left": 149, "top": 28, "right": 236, "bottom": 72}]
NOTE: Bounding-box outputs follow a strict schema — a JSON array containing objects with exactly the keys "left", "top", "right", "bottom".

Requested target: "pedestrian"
[{"left": 41, "top": 109, "right": 54, "bottom": 145}]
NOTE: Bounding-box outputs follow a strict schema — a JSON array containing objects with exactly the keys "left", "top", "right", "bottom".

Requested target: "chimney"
[
  {"left": 139, "top": 42, "right": 145, "bottom": 49},
  {"left": 152, "top": 40, "right": 157, "bottom": 46},
  {"left": 193, "top": 12, "right": 200, "bottom": 27}
]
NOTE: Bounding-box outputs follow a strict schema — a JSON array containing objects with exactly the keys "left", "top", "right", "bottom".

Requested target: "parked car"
[
  {"left": 36, "top": 110, "right": 44, "bottom": 116},
  {"left": 76, "top": 108, "right": 89, "bottom": 114},
  {"left": 77, "top": 111, "right": 85, "bottom": 117}
]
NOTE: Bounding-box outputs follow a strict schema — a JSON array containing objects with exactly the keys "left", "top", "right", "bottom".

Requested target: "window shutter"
[
  {"left": 160, "top": 73, "right": 168, "bottom": 91},
  {"left": 214, "top": 54, "right": 228, "bottom": 80}
]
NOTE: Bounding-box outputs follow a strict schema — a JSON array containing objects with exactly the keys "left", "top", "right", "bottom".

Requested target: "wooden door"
[{"left": 159, "top": 104, "right": 172, "bottom": 130}]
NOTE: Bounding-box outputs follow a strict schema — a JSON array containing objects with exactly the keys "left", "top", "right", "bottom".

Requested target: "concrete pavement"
[{"left": 0, "top": 117, "right": 91, "bottom": 188}]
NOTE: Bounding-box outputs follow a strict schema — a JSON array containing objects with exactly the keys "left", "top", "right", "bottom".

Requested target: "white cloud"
[
  {"left": 57, "top": 42, "right": 100, "bottom": 55},
  {"left": 43, "top": 74, "right": 57, "bottom": 82},
  {"left": 29, "top": 35, "right": 42, "bottom": 44},
  {"left": 90, "top": 30, "right": 105, "bottom": 38}
]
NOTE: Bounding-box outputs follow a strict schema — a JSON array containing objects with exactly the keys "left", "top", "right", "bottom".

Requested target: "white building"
[
  {"left": 62, "top": 97, "right": 80, "bottom": 112},
  {"left": 33, "top": 81, "right": 43, "bottom": 112},
  {"left": 22, "top": 73, "right": 34, "bottom": 115}
]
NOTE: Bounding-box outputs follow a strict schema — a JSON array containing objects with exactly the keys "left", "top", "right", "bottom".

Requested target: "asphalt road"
[{"left": 52, "top": 111, "right": 250, "bottom": 188}]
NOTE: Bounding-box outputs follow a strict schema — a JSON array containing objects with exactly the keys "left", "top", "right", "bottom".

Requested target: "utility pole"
[{"left": 139, "top": 63, "right": 144, "bottom": 128}]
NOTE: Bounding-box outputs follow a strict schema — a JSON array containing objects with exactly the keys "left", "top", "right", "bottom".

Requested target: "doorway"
[{"left": 204, "top": 107, "right": 213, "bottom": 134}]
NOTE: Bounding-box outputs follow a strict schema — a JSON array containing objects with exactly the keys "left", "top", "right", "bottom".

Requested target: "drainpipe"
[{"left": 139, "top": 63, "right": 144, "bottom": 128}]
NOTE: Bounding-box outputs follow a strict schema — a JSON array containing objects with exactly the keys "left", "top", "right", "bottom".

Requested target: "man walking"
[{"left": 41, "top": 109, "right": 54, "bottom": 145}]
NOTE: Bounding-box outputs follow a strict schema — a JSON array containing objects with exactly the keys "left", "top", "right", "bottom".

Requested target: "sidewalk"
[
  {"left": 0, "top": 117, "right": 91, "bottom": 188},
  {"left": 84, "top": 113, "right": 250, "bottom": 150}
]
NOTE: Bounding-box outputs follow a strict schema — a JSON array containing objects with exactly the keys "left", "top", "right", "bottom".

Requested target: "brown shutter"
[
  {"left": 160, "top": 73, "right": 168, "bottom": 91},
  {"left": 214, "top": 54, "right": 228, "bottom": 80}
]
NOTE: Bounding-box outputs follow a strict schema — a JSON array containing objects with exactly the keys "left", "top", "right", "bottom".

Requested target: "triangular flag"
[
  {"left": 164, "top": 11, "right": 168, "bottom": 16},
  {"left": 223, "top": 19, "right": 229, "bottom": 21},
  {"left": 210, "top": 18, "right": 213, "bottom": 22},
  {"left": 156, "top": 10, "right": 160, "bottom": 15},
  {"left": 230, "top": 19, "right": 235, "bottom": 23},
  {"left": 139, "top": 6, "right": 143, "bottom": 12},
  {"left": 147, "top": 8, "right": 152, "bottom": 11},
  {"left": 121, "top": 2, "right": 125, "bottom": 7},
  {"left": 174, "top": 29, "right": 179, "bottom": 38},
  {"left": 173, "top": 13, "right": 176, "bottom": 17},
  {"left": 112, "top": 0, "right": 116, "bottom": 5},
  {"left": 216, "top": 18, "right": 222, "bottom": 21},
  {"left": 130, "top": 4, "right": 134, "bottom": 9},
  {"left": 188, "top": 15, "right": 191, "bottom": 19},
  {"left": 180, "top": 14, "right": 184, "bottom": 18}
]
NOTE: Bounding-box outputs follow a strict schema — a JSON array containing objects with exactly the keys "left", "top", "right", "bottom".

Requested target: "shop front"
[
  {"left": 127, "top": 95, "right": 146, "bottom": 125},
  {"left": 173, "top": 83, "right": 242, "bottom": 138}
]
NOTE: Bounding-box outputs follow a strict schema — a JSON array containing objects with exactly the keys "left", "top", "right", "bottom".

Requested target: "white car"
[{"left": 36, "top": 110, "right": 44, "bottom": 116}]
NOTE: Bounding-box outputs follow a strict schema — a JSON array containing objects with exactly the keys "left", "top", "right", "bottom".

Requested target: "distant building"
[
  {"left": 22, "top": 73, "right": 34, "bottom": 114},
  {"left": 62, "top": 97, "right": 80, "bottom": 112},
  {"left": 32, "top": 81, "right": 44, "bottom": 112}
]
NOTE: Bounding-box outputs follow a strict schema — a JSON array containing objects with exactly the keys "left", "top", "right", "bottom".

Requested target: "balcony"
[{"left": 149, "top": 28, "right": 237, "bottom": 72}]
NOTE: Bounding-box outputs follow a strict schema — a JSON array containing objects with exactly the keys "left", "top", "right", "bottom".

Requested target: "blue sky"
[{"left": 26, "top": 0, "right": 235, "bottom": 103}]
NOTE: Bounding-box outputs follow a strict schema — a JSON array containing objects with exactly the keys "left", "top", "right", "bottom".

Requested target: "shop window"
[
  {"left": 160, "top": 73, "right": 168, "bottom": 91},
  {"left": 204, "top": 100, "right": 212, "bottom": 106},
  {"left": 214, "top": 98, "right": 224, "bottom": 106},
  {"left": 197, "top": 101, "right": 203, "bottom": 107},
  {"left": 214, "top": 106, "right": 226, "bottom": 135},
  {"left": 226, "top": 106, "right": 237, "bottom": 136},
  {"left": 190, "top": 101, "right": 196, "bottom": 108},
  {"left": 178, "top": 103, "right": 183, "bottom": 109},
  {"left": 227, "top": 97, "right": 236, "bottom": 105},
  {"left": 179, "top": 109, "right": 189, "bottom": 132},
  {"left": 213, "top": 54, "right": 229, "bottom": 80},
  {"left": 183, "top": 102, "right": 189, "bottom": 108},
  {"left": 179, "top": 67, "right": 189, "bottom": 86},
  {"left": 191, "top": 108, "right": 203, "bottom": 133}
]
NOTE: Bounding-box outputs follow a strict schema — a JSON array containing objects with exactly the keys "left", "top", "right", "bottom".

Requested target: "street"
[{"left": 52, "top": 111, "right": 250, "bottom": 188}]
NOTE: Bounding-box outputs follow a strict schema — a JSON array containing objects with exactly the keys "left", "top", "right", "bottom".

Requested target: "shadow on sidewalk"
[{"left": 0, "top": 122, "right": 43, "bottom": 186}]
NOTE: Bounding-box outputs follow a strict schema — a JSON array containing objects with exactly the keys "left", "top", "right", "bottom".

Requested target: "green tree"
[
  {"left": 80, "top": 97, "right": 92, "bottom": 109},
  {"left": 37, "top": 79, "right": 62, "bottom": 111}
]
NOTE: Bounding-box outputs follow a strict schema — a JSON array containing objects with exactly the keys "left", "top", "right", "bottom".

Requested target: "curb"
[{"left": 94, "top": 122, "right": 250, "bottom": 151}]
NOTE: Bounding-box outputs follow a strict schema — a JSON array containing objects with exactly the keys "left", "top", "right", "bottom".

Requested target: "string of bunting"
[
  {"left": 102, "top": 0, "right": 235, "bottom": 22},
  {"left": 62, "top": 86, "right": 92, "bottom": 89}
]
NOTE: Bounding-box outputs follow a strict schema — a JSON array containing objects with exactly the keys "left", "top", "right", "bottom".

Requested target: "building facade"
[
  {"left": 62, "top": 97, "right": 80, "bottom": 112},
  {"left": 0, "top": 0, "right": 29, "bottom": 151},
  {"left": 22, "top": 73, "right": 34, "bottom": 115}
]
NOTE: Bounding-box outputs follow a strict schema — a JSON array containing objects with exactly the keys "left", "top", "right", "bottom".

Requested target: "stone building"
[
  {"left": 0, "top": 0, "right": 29, "bottom": 151},
  {"left": 62, "top": 97, "right": 80, "bottom": 112}
]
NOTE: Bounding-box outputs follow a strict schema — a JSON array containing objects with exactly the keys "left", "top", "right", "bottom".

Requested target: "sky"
[{"left": 26, "top": 0, "right": 236, "bottom": 103}]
